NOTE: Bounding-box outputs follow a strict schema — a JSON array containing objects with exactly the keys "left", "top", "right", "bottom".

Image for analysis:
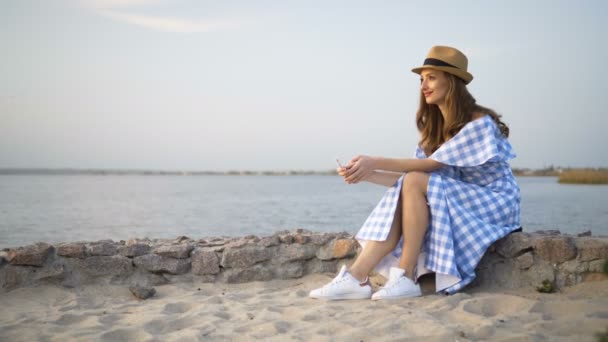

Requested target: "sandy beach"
[{"left": 1, "top": 273, "right": 607, "bottom": 342}]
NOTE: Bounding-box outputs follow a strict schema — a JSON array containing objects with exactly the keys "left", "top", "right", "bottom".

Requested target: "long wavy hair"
[{"left": 416, "top": 71, "right": 510, "bottom": 156}]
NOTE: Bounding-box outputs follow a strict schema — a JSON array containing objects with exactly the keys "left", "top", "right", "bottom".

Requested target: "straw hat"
[{"left": 411, "top": 46, "right": 474, "bottom": 84}]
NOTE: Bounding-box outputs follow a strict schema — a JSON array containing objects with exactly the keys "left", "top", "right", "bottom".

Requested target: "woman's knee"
[{"left": 402, "top": 172, "right": 430, "bottom": 195}]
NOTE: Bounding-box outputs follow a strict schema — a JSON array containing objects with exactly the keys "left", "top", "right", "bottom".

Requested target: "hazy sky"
[{"left": 1, "top": 0, "right": 607, "bottom": 171}]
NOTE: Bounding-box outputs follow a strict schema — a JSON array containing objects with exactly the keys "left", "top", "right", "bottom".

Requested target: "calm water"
[{"left": 0, "top": 175, "right": 606, "bottom": 248}]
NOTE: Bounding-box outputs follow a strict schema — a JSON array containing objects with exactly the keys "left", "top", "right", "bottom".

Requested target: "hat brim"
[{"left": 411, "top": 65, "right": 473, "bottom": 84}]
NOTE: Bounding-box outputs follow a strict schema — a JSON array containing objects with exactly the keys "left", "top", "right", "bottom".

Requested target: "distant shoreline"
[
  {"left": 0, "top": 168, "right": 337, "bottom": 176},
  {"left": 0, "top": 167, "right": 605, "bottom": 177}
]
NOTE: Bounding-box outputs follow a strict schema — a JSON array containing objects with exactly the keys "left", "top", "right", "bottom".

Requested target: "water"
[{"left": 0, "top": 175, "right": 606, "bottom": 248}]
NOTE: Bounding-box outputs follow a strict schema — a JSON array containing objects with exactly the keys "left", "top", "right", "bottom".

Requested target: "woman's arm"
[
  {"left": 363, "top": 170, "right": 403, "bottom": 187},
  {"left": 373, "top": 156, "right": 444, "bottom": 173},
  {"left": 344, "top": 155, "right": 445, "bottom": 184}
]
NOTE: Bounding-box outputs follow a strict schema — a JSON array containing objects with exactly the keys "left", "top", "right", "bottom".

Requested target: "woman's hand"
[{"left": 343, "top": 155, "right": 377, "bottom": 184}]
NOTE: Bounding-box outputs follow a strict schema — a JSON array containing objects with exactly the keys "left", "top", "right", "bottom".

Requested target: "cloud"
[
  {"left": 80, "top": 0, "right": 164, "bottom": 10},
  {"left": 77, "top": 0, "right": 241, "bottom": 33},
  {"left": 99, "top": 10, "right": 237, "bottom": 33}
]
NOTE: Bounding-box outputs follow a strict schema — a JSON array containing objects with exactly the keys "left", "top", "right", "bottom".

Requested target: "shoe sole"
[
  {"left": 309, "top": 293, "right": 372, "bottom": 300},
  {"left": 371, "top": 292, "right": 422, "bottom": 300}
]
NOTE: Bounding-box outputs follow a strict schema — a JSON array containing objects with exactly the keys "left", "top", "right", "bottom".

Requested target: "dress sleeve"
[{"left": 428, "top": 116, "right": 516, "bottom": 167}]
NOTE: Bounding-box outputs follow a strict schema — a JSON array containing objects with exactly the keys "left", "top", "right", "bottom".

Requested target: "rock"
[
  {"left": 515, "top": 252, "right": 534, "bottom": 269},
  {"left": 6, "top": 243, "right": 54, "bottom": 267},
  {"left": 174, "top": 236, "right": 192, "bottom": 243},
  {"left": 278, "top": 234, "right": 294, "bottom": 244},
  {"left": 293, "top": 234, "right": 310, "bottom": 244},
  {"left": 316, "top": 239, "right": 358, "bottom": 260},
  {"left": 574, "top": 238, "right": 608, "bottom": 262},
  {"left": 259, "top": 236, "right": 280, "bottom": 247},
  {"left": 276, "top": 262, "right": 304, "bottom": 279},
  {"left": 305, "top": 259, "right": 339, "bottom": 274},
  {"left": 588, "top": 259, "right": 607, "bottom": 273},
  {"left": 57, "top": 243, "right": 87, "bottom": 258},
  {"left": 533, "top": 236, "right": 577, "bottom": 263},
  {"left": 153, "top": 244, "right": 194, "bottom": 259},
  {"left": 133, "top": 254, "right": 191, "bottom": 275},
  {"left": 535, "top": 230, "right": 561, "bottom": 236},
  {"left": 77, "top": 255, "right": 133, "bottom": 277},
  {"left": 225, "top": 238, "right": 249, "bottom": 249},
  {"left": 119, "top": 243, "right": 150, "bottom": 257},
  {"left": 129, "top": 285, "right": 156, "bottom": 300},
  {"left": 275, "top": 244, "right": 316, "bottom": 263},
  {"left": 88, "top": 241, "right": 118, "bottom": 256},
  {"left": 221, "top": 246, "right": 272, "bottom": 268},
  {"left": 223, "top": 265, "right": 273, "bottom": 283},
  {"left": 128, "top": 269, "right": 169, "bottom": 287},
  {"left": 191, "top": 249, "right": 220, "bottom": 275},
  {"left": 296, "top": 228, "right": 313, "bottom": 234},
  {"left": 494, "top": 232, "right": 533, "bottom": 258},
  {"left": 310, "top": 233, "right": 335, "bottom": 246},
  {"left": 0, "top": 262, "right": 65, "bottom": 290},
  {"left": 559, "top": 260, "right": 589, "bottom": 274}
]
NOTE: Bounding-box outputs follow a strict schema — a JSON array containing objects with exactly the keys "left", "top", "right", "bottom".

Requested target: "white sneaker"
[
  {"left": 371, "top": 267, "right": 422, "bottom": 300},
  {"left": 309, "top": 265, "right": 372, "bottom": 300}
]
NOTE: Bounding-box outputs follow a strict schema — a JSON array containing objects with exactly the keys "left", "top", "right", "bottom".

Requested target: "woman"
[{"left": 309, "top": 46, "right": 521, "bottom": 300}]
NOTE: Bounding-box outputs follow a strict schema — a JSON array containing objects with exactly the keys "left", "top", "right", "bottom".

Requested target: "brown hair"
[{"left": 416, "top": 72, "right": 510, "bottom": 156}]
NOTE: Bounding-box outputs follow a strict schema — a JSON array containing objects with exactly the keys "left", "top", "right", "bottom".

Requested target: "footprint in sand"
[
  {"left": 53, "top": 313, "right": 88, "bottom": 325},
  {"left": 162, "top": 302, "right": 193, "bottom": 314},
  {"left": 274, "top": 321, "right": 291, "bottom": 334},
  {"left": 143, "top": 316, "right": 198, "bottom": 335},
  {"left": 205, "top": 296, "right": 223, "bottom": 304},
  {"left": 213, "top": 311, "right": 232, "bottom": 320},
  {"left": 98, "top": 313, "right": 123, "bottom": 326},
  {"left": 100, "top": 328, "right": 148, "bottom": 342},
  {"left": 266, "top": 306, "right": 283, "bottom": 313},
  {"left": 462, "top": 295, "right": 534, "bottom": 317}
]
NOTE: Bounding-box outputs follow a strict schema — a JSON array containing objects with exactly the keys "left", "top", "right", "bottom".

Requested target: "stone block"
[
  {"left": 222, "top": 265, "right": 273, "bottom": 283},
  {"left": 191, "top": 248, "right": 220, "bottom": 275},
  {"left": 221, "top": 246, "right": 272, "bottom": 268},
  {"left": 259, "top": 235, "right": 280, "bottom": 247},
  {"left": 57, "top": 243, "right": 87, "bottom": 259},
  {"left": 6, "top": 242, "right": 54, "bottom": 267},
  {"left": 133, "top": 254, "right": 191, "bottom": 275},
  {"left": 533, "top": 236, "right": 577, "bottom": 263},
  {"left": 494, "top": 232, "right": 532, "bottom": 258},
  {"left": 515, "top": 252, "right": 534, "bottom": 269},
  {"left": 575, "top": 238, "right": 608, "bottom": 261},
  {"left": 316, "top": 239, "right": 358, "bottom": 260},
  {"left": 153, "top": 244, "right": 194, "bottom": 259},
  {"left": 309, "top": 233, "right": 334, "bottom": 246},
  {"left": 119, "top": 243, "right": 150, "bottom": 257},
  {"left": 87, "top": 241, "right": 118, "bottom": 256},
  {"left": 77, "top": 255, "right": 133, "bottom": 277},
  {"left": 276, "top": 262, "right": 305, "bottom": 279},
  {"left": 275, "top": 244, "right": 316, "bottom": 263},
  {"left": 588, "top": 259, "right": 607, "bottom": 273}
]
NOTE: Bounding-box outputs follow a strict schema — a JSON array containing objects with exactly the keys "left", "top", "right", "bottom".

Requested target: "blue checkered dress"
[{"left": 356, "top": 115, "right": 521, "bottom": 294}]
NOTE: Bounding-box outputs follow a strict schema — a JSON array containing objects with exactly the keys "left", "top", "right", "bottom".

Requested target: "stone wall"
[{"left": 1, "top": 229, "right": 606, "bottom": 293}]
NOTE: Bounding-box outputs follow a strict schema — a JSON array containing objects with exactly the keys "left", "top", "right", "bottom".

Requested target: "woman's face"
[{"left": 420, "top": 69, "right": 449, "bottom": 106}]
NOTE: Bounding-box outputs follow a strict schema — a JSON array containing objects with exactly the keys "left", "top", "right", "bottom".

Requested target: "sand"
[{"left": 1, "top": 275, "right": 607, "bottom": 341}]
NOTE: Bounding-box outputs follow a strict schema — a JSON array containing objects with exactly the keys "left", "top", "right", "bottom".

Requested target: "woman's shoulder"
[{"left": 462, "top": 112, "right": 493, "bottom": 131}]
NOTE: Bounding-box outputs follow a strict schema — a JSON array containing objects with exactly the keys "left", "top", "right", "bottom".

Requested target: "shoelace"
[
  {"left": 381, "top": 275, "right": 405, "bottom": 289},
  {"left": 326, "top": 275, "right": 348, "bottom": 288}
]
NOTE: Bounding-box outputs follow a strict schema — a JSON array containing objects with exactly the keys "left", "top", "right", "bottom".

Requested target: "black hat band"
[{"left": 423, "top": 58, "right": 459, "bottom": 70}]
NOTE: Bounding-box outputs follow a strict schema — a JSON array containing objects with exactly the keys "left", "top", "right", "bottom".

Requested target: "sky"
[{"left": 1, "top": 0, "right": 607, "bottom": 171}]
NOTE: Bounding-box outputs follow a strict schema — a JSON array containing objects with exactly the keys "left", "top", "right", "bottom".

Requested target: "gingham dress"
[{"left": 355, "top": 115, "right": 521, "bottom": 294}]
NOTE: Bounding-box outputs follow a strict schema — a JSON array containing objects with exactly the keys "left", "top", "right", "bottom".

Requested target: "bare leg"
[
  {"left": 398, "top": 172, "right": 430, "bottom": 280},
  {"left": 348, "top": 198, "right": 403, "bottom": 282}
]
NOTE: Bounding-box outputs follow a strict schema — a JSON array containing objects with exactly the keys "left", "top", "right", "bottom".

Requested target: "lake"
[{"left": 0, "top": 175, "right": 606, "bottom": 248}]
